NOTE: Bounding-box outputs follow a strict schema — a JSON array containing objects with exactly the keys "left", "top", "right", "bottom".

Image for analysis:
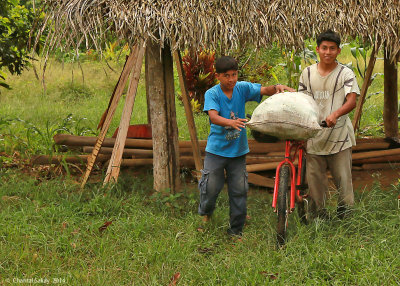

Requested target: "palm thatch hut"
[{"left": 38, "top": 0, "right": 400, "bottom": 192}]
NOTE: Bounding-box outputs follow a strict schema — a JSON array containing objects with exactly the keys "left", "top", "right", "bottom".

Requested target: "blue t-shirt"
[{"left": 203, "top": 81, "right": 262, "bottom": 157}]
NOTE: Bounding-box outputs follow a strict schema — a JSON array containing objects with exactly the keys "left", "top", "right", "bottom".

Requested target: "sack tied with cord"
[{"left": 246, "top": 92, "right": 321, "bottom": 141}]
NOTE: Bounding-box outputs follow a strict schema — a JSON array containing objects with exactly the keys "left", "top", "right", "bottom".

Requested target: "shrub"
[{"left": 181, "top": 49, "right": 217, "bottom": 112}]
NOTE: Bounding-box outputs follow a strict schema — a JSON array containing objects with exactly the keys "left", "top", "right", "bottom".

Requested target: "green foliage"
[
  {"left": 181, "top": 49, "right": 217, "bottom": 112},
  {"left": 279, "top": 45, "right": 318, "bottom": 88},
  {"left": 233, "top": 45, "right": 282, "bottom": 84},
  {"left": 54, "top": 42, "right": 130, "bottom": 64},
  {"left": 58, "top": 82, "right": 94, "bottom": 101},
  {"left": 0, "top": 114, "right": 97, "bottom": 155},
  {"left": 0, "top": 0, "right": 34, "bottom": 74},
  {"left": 0, "top": 0, "right": 44, "bottom": 90}
]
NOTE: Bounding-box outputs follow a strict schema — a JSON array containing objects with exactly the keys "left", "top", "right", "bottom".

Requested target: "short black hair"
[
  {"left": 215, "top": 56, "right": 238, "bottom": 73},
  {"left": 316, "top": 30, "right": 341, "bottom": 47}
]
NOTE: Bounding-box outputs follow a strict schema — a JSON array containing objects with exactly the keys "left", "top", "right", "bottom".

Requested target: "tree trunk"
[
  {"left": 146, "top": 41, "right": 180, "bottom": 192},
  {"left": 383, "top": 47, "right": 398, "bottom": 139}
]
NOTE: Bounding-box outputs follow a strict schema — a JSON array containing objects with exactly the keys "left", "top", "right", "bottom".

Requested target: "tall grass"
[{"left": 0, "top": 170, "right": 399, "bottom": 284}]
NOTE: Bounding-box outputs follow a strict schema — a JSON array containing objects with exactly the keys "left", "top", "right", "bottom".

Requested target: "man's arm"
[
  {"left": 260, "top": 84, "right": 295, "bottom": 96},
  {"left": 325, "top": 92, "right": 357, "bottom": 127},
  {"left": 208, "top": 109, "right": 247, "bottom": 131}
]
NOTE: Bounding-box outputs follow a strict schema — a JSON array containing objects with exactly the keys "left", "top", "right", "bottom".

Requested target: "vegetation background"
[{"left": 1, "top": 0, "right": 400, "bottom": 284}]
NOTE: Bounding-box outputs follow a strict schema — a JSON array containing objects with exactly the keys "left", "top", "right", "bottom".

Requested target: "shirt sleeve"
[
  {"left": 203, "top": 88, "right": 220, "bottom": 113},
  {"left": 238, "top": 81, "right": 262, "bottom": 102},
  {"left": 343, "top": 69, "right": 361, "bottom": 96},
  {"left": 298, "top": 69, "right": 308, "bottom": 93}
]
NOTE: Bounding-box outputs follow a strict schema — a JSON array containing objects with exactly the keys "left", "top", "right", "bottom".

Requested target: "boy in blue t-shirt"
[{"left": 198, "top": 56, "right": 294, "bottom": 236}]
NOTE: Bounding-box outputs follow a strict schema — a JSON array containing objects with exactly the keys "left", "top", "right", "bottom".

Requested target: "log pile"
[{"left": 31, "top": 134, "right": 400, "bottom": 188}]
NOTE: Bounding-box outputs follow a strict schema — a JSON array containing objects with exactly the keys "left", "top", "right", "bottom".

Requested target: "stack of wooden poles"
[{"left": 31, "top": 134, "right": 400, "bottom": 188}]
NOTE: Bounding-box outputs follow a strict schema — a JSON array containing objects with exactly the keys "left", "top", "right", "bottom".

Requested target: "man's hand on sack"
[{"left": 325, "top": 112, "right": 339, "bottom": 127}]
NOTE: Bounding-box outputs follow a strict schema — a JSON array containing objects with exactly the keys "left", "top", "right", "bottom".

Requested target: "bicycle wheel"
[
  {"left": 297, "top": 155, "right": 308, "bottom": 225},
  {"left": 276, "top": 164, "right": 290, "bottom": 247}
]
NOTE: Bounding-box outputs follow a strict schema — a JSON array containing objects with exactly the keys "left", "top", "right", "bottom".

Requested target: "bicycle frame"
[{"left": 272, "top": 140, "right": 306, "bottom": 213}]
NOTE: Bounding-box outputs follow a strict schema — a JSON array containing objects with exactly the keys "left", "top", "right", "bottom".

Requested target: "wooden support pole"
[
  {"left": 146, "top": 41, "right": 180, "bottom": 192},
  {"left": 383, "top": 47, "right": 399, "bottom": 139},
  {"left": 352, "top": 47, "right": 377, "bottom": 131},
  {"left": 104, "top": 43, "right": 146, "bottom": 184},
  {"left": 173, "top": 50, "right": 203, "bottom": 179},
  {"left": 80, "top": 46, "right": 140, "bottom": 188}
]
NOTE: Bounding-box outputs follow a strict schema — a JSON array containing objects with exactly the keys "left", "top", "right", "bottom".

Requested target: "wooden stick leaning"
[
  {"left": 352, "top": 46, "right": 377, "bottom": 132},
  {"left": 80, "top": 46, "right": 140, "bottom": 188},
  {"left": 104, "top": 42, "right": 146, "bottom": 184},
  {"left": 173, "top": 50, "right": 203, "bottom": 179}
]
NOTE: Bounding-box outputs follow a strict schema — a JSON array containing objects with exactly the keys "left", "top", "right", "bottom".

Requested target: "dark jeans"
[{"left": 198, "top": 152, "right": 248, "bottom": 235}]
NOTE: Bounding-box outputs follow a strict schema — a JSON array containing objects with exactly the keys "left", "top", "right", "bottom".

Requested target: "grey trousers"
[
  {"left": 198, "top": 152, "right": 248, "bottom": 235},
  {"left": 306, "top": 148, "right": 354, "bottom": 213}
]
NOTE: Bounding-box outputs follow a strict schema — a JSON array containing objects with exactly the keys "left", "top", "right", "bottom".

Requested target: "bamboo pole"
[
  {"left": 83, "top": 146, "right": 153, "bottom": 157},
  {"left": 352, "top": 154, "right": 400, "bottom": 165},
  {"left": 53, "top": 134, "right": 284, "bottom": 152},
  {"left": 352, "top": 142, "right": 390, "bottom": 151},
  {"left": 361, "top": 163, "right": 400, "bottom": 170},
  {"left": 352, "top": 47, "right": 377, "bottom": 131},
  {"left": 80, "top": 46, "right": 140, "bottom": 188},
  {"left": 247, "top": 173, "right": 275, "bottom": 188},
  {"left": 352, "top": 148, "right": 400, "bottom": 160},
  {"left": 246, "top": 160, "right": 298, "bottom": 172},
  {"left": 174, "top": 49, "right": 203, "bottom": 179},
  {"left": 32, "top": 154, "right": 110, "bottom": 165},
  {"left": 104, "top": 43, "right": 146, "bottom": 184}
]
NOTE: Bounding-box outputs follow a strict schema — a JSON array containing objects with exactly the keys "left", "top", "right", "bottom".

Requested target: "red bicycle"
[{"left": 272, "top": 122, "right": 327, "bottom": 247}]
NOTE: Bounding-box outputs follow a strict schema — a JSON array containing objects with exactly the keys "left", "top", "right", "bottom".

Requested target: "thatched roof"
[{"left": 40, "top": 0, "right": 400, "bottom": 60}]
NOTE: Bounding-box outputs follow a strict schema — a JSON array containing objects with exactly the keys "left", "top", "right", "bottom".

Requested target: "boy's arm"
[
  {"left": 208, "top": 109, "right": 247, "bottom": 131},
  {"left": 325, "top": 92, "right": 357, "bottom": 127},
  {"left": 260, "top": 84, "right": 295, "bottom": 96}
]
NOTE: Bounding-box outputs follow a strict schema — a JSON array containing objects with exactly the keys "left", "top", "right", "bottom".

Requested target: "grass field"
[
  {"left": 1, "top": 46, "right": 400, "bottom": 284},
  {"left": 1, "top": 170, "right": 400, "bottom": 284}
]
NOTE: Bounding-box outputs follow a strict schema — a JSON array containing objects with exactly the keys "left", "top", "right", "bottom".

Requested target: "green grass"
[{"left": 1, "top": 170, "right": 400, "bottom": 284}]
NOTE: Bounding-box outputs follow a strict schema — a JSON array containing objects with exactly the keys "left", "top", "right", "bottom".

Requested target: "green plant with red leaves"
[{"left": 181, "top": 50, "right": 218, "bottom": 112}]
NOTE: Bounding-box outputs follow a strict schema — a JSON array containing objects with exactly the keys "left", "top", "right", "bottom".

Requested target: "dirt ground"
[{"left": 352, "top": 168, "right": 400, "bottom": 191}]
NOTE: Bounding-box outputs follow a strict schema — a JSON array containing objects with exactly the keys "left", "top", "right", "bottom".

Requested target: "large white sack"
[{"left": 247, "top": 92, "right": 321, "bottom": 140}]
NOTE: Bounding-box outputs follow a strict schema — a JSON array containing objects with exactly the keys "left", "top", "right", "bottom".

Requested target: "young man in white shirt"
[{"left": 298, "top": 30, "right": 360, "bottom": 219}]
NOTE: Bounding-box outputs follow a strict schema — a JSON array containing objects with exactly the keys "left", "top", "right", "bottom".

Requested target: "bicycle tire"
[
  {"left": 297, "top": 155, "right": 308, "bottom": 225},
  {"left": 276, "top": 164, "right": 290, "bottom": 247}
]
